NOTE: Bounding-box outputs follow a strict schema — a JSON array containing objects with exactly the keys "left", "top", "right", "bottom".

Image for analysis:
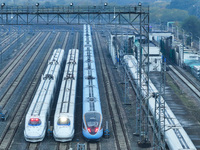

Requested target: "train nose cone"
[
  {"left": 25, "top": 127, "right": 42, "bottom": 137},
  {"left": 57, "top": 126, "right": 73, "bottom": 137}
]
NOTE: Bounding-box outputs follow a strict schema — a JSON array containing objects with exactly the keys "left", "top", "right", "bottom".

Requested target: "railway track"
[
  {"left": 168, "top": 65, "right": 200, "bottom": 98},
  {"left": 0, "top": 32, "right": 17, "bottom": 46},
  {"left": 27, "top": 143, "right": 39, "bottom": 150},
  {"left": 0, "top": 32, "right": 51, "bottom": 108},
  {"left": 94, "top": 32, "right": 130, "bottom": 150},
  {"left": 0, "top": 32, "right": 43, "bottom": 85},
  {"left": 87, "top": 142, "right": 100, "bottom": 150},
  {"left": 56, "top": 32, "right": 79, "bottom": 150},
  {"left": 0, "top": 30, "right": 9, "bottom": 39},
  {"left": 0, "top": 32, "right": 70, "bottom": 150},
  {"left": 57, "top": 143, "right": 70, "bottom": 150},
  {"left": 0, "top": 32, "right": 54, "bottom": 150},
  {"left": 0, "top": 33, "right": 25, "bottom": 55},
  {"left": 27, "top": 32, "right": 70, "bottom": 150}
]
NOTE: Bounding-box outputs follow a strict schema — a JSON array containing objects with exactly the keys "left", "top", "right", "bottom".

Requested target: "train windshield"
[
  {"left": 57, "top": 117, "right": 70, "bottom": 126},
  {"left": 85, "top": 112, "right": 100, "bottom": 128},
  {"left": 85, "top": 112, "right": 101, "bottom": 135},
  {"left": 28, "top": 118, "right": 41, "bottom": 126}
]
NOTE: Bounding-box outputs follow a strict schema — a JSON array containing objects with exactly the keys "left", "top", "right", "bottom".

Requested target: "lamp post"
[
  {"left": 70, "top": 2, "right": 73, "bottom": 11},
  {"left": 35, "top": 3, "right": 39, "bottom": 24},
  {"left": 197, "top": 36, "right": 200, "bottom": 54},
  {"left": 114, "top": 7, "right": 116, "bottom": 19},
  {"left": 35, "top": 3, "right": 39, "bottom": 7},
  {"left": 189, "top": 32, "right": 192, "bottom": 47},
  {"left": 182, "top": 29, "right": 184, "bottom": 46},
  {"left": 0, "top": 3, "right": 5, "bottom": 67},
  {"left": 158, "top": 19, "right": 161, "bottom": 31},
  {"left": 181, "top": 29, "right": 185, "bottom": 67},
  {"left": 104, "top": 2, "right": 108, "bottom": 11},
  {"left": 176, "top": 26, "right": 179, "bottom": 40},
  {"left": 1, "top": 3, "right": 5, "bottom": 8},
  {"left": 1, "top": 3, "right": 5, "bottom": 24}
]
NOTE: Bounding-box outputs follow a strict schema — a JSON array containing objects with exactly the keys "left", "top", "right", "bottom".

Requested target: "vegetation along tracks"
[{"left": 169, "top": 65, "right": 200, "bottom": 98}]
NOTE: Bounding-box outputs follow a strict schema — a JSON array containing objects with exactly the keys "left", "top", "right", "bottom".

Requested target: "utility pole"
[
  {"left": 181, "top": 29, "right": 184, "bottom": 67},
  {"left": 189, "top": 32, "right": 193, "bottom": 47},
  {"left": 136, "top": 3, "right": 151, "bottom": 148},
  {"left": 197, "top": 36, "right": 200, "bottom": 54},
  {"left": 153, "top": 56, "right": 166, "bottom": 150}
]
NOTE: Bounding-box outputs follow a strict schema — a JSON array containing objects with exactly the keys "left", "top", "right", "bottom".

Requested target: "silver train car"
[
  {"left": 24, "top": 49, "right": 64, "bottom": 142},
  {"left": 53, "top": 49, "right": 79, "bottom": 142},
  {"left": 82, "top": 24, "right": 103, "bottom": 140},
  {"left": 124, "top": 55, "right": 196, "bottom": 150}
]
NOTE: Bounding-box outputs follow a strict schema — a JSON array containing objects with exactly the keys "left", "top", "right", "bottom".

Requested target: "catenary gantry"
[
  {"left": 0, "top": 4, "right": 153, "bottom": 148},
  {"left": 0, "top": 5, "right": 148, "bottom": 33}
]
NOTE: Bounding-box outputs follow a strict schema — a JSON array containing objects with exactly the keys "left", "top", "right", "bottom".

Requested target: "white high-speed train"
[
  {"left": 24, "top": 49, "right": 64, "bottom": 142},
  {"left": 53, "top": 49, "right": 79, "bottom": 142},
  {"left": 124, "top": 55, "right": 196, "bottom": 150},
  {"left": 82, "top": 24, "right": 103, "bottom": 140}
]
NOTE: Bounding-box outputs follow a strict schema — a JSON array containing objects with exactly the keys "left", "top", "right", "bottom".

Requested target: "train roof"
[
  {"left": 83, "top": 24, "right": 102, "bottom": 114},
  {"left": 55, "top": 49, "right": 79, "bottom": 115},
  {"left": 28, "top": 49, "right": 64, "bottom": 117}
]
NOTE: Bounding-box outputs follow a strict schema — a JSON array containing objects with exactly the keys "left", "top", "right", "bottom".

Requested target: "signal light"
[
  {"left": 31, "top": 118, "right": 34, "bottom": 121},
  {"left": 95, "top": 128, "right": 99, "bottom": 133},
  {"left": 87, "top": 128, "right": 91, "bottom": 133}
]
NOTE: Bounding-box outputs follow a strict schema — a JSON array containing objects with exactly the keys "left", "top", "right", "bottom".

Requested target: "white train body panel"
[
  {"left": 82, "top": 24, "right": 103, "bottom": 140},
  {"left": 53, "top": 49, "right": 79, "bottom": 142},
  {"left": 24, "top": 49, "right": 64, "bottom": 142},
  {"left": 124, "top": 55, "right": 196, "bottom": 150}
]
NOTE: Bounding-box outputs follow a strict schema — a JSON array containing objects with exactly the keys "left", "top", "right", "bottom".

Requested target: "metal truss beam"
[{"left": 0, "top": 6, "right": 148, "bottom": 29}]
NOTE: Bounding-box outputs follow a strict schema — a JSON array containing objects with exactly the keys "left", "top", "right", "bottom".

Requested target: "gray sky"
[{"left": 3, "top": 0, "right": 170, "bottom": 6}]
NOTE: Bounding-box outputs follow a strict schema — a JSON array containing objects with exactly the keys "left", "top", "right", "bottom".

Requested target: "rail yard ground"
[{"left": 0, "top": 25, "right": 200, "bottom": 150}]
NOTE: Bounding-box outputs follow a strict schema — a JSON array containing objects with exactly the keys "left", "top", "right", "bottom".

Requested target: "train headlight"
[
  {"left": 57, "top": 117, "right": 70, "bottom": 126},
  {"left": 95, "top": 127, "right": 99, "bottom": 133},
  {"left": 60, "top": 117, "right": 67, "bottom": 123},
  {"left": 87, "top": 128, "right": 91, "bottom": 133}
]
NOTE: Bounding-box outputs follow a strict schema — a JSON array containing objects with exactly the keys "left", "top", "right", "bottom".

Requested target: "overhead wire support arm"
[{"left": 0, "top": 5, "right": 149, "bottom": 26}]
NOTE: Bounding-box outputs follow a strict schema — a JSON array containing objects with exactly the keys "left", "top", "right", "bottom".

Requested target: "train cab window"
[
  {"left": 28, "top": 118, "right": 41, "bottom": 126},
  {"left": 85, "top": 112, "right": 100, "bottom": 128},
  {"left": 57, "top": 117, "right": 70, "bottom": 126},
  {"left": 85, "top": 112, "right": 101, "bottom": 134}
]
